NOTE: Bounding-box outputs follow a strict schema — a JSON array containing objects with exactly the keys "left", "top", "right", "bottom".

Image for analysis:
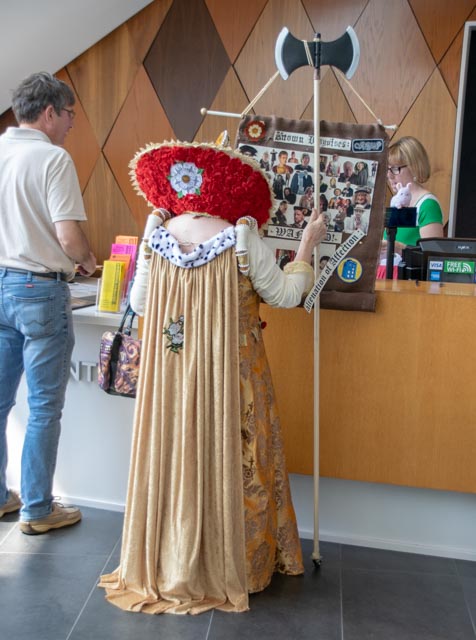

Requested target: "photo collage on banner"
[{"left": 236, "top": 116, "right": 389, "bottom": 311}]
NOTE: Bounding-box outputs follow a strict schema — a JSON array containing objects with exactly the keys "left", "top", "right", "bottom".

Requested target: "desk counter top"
[
  {"left": 71, "top": 305, "right": 132, "bottom": 327},
  {"left": 375, "top": 278, "right": 476, "bottom": 298}
]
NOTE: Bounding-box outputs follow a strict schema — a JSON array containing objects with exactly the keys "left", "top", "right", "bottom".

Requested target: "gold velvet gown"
[{"left": 99, "top": 230, "right": 303, "bottom": 614}]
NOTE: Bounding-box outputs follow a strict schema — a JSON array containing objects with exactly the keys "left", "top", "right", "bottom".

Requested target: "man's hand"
[{"left": 76, "top": 251, "right": 97, "bottom": 276}]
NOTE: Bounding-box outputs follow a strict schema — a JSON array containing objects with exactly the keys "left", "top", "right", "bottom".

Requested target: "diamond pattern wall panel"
[
  {"left": 235, "top": 0, "right": 314, "bottom": 120},
  {"left": 82, "top": 154, "right": 140, "bottom": 262},
  {"left": 104, "top": 65, "right": 175, "bottom": 227},
  {"left": 439, "top": 23, "right": 467, "bottom": 103},
  {"left": 57, "top": 69, "right": 100, "bottom": 192},
  {"left": 194, "top": 67, "right": 255, "bottom": 145},
  {"left": 392, "top": 69, "right": 456, "bottom": 217},
  {"left": 302, "top": 69, "right": 357, "bottom": 124},
  {"left": 1, "top": 0, "right": 475, "bottom": 262},
  {"left": 341, "top": 0, "right": 435, "bottom": 128},
  {"left": 206, "top": 0, "right": 267, "bottom": 63},
  {"left": 126, "top": 0, "right": 173, "bottom": 63},
  {"left": 303, "top": 0, "right": 368, "bottom": 40},
  {"left": 67, "top": 24, "right": 142, "bottom": 148},
  {"left": 439, "top": 6, "right": 476, "bottom": 103},
  {"left": 144, "top": 0, "right": 231, "bottom": 142},
  {"left": 410, "top": 0, "right": 475, "bottom": 63}
]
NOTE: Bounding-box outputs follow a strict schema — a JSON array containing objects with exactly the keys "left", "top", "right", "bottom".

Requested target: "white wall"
[
  {"left": 0, "top": 0, "right": 154, "bottom": 114},
  {"left": 291, "top": 475, "right": 476, "bottom": 562}
]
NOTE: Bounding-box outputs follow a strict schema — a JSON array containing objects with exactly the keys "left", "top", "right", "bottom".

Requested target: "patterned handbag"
[{"left": 98, "top": 305, "right": 140, "bottom": 398}]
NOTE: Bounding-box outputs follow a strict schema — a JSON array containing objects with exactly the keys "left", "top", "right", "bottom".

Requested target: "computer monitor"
[{"left": 418, "top": 237, "right": 476, "bottom": 283}]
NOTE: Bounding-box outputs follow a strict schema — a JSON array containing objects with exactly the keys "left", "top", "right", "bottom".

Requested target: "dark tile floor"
[{"left": 0, "top": 506, "right": 475, "bottom": 640}]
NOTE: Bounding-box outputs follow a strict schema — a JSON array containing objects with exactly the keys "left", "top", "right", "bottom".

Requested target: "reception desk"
[
  {"left": 6, "top": 281, "right": 476, "bottom": 507},
  {"left": 6, "top": 284, "right": 476, "bottom": 559},
  {"left": 260, "top": 280, "right": 476, "bottom": 494}
]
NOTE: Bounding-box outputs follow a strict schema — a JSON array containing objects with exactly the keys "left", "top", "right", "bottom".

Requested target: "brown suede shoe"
[
  {"left": 19, "top": 502, "right": 82, "bottom": 535},
  {"left": 0, "top": 490, "right": 22, "bottom": 518}
]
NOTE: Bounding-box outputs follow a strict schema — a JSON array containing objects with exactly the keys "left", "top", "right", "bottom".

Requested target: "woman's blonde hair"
[{"left": 388, "top": 136, "right": 431, "bottom": 183}]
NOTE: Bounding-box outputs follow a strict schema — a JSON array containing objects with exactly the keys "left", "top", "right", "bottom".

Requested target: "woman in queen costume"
[{"left": 99, "top": 140, "right": 326, "bottom": 615}]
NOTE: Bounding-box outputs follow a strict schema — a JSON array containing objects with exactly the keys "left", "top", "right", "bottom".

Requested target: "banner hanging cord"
[
  {"left": 303, "top": 39, "right": 314, "bottom": 66},
  {"left": 240, "top": 39, "right": 313, "bottom": 117},
  {"left": 335, "top": 69, "right": 397, "bottom": 131},
  {"left": 208, "top": 65, "right": 396, "bottom": 131},
  {"left": 240, "top": 70, "right": 281, "bottom": 118}
]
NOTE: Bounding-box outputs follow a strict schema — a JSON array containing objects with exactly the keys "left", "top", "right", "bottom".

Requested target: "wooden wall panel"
[
  {"left": 57, "top": 69, "right": 100, "bottom": 192},
  {"left": 1, "top": 0, "right": 472, "bottom": 265},
  {"left": 103, "top": 65, "right": 175, "bottom": 228},
  {"left": 303, "top": 0, "right": 368, "bottom": 39},
  {"left": 67, "top": 24, "right": 141, "bottom": 147},
  {"left": 234, "top": 0, "right": 314, "bottom": 119},
  {"left": 440, "top": 6, "right": 476, "bottom": 103},
  {"left": 126, "top": 0, "right": 173, "bottom": 63},
  {"left": 392, "top": 69, "right": 456, "bottom": 220},
  {"left": 194, "top": 68, "right": 254, "bottom": 144},
  {"left": 341, "top": 0, "right": 435, "bottom": 127},
  {"left": 206, "top": 0, "right": 267, "bottom": 63},
  {"left": 302, "top": 69, "right": 357, "bottom": 123},
  {"left": 410, "top": 0, "right": 475, "bottom": 63},
  {"left": 143, "top": 0, "right": 231, "bottom": 142},
  {"left": 440, "top": 23, "right": 467, "bottom": 103},
  {"left": 82, "top": 155, "right": 140, "bottom": 263}
]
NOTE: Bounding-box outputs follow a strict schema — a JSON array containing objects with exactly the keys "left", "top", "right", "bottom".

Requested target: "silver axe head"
[{"left": 275, "top": 27, "right": 360, "bottom": 80}]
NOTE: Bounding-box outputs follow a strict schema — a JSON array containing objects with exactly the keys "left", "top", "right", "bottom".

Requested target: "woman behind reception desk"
[{"left": 378, "top": 136, "right": 444, "bottom": 277}]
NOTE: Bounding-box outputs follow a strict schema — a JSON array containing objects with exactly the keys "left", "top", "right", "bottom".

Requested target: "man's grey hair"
[{"left": 11, "top": 71, "right": 75, "bottom": 124}]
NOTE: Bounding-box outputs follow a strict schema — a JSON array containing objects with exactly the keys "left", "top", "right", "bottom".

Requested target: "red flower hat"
[{"left": 129, "top": 141, "right": 273, "bottom": 227}]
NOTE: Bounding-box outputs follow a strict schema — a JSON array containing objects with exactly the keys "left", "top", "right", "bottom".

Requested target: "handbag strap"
[{"left": 118, "top": 304, "right": 136, "bottom": 336}]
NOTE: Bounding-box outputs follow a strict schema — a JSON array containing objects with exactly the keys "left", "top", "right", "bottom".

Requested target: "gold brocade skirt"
[
  {"left": 238, "top": 266, "right": 304, "bottom": 592},
  {"left": 99, "top": 250, "right": 303, "bottom": 615}
]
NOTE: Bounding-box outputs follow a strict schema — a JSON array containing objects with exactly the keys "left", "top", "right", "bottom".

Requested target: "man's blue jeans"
[{"left": 0, "top": 269, "right": 74, "bottom": 520}]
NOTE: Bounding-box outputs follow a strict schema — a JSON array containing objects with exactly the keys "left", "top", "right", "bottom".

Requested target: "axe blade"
[{"left": 275, "top": 27, "right": 360, "bottom": 80}]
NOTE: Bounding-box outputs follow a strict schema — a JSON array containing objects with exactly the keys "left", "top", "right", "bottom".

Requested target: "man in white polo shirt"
[{"left": 0, "top": 72, "right": 96, "bottom": 534}]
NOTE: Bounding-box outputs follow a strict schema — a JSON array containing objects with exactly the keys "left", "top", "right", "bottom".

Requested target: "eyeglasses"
[
  {"left": 62, "top": 107, "right": 76, "bottom": 119},
  {"left": 387, "top": 165, "right": 407, "bottom": 175}
]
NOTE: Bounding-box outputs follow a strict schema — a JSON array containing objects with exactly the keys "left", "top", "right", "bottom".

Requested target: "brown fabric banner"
[{"left": 235, "top": 116, "right": 389, "bottom": 312}]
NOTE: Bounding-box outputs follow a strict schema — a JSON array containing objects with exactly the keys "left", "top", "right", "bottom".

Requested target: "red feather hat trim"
[{"left": 129, "top": 141, "right": 272, "bottom": 228}]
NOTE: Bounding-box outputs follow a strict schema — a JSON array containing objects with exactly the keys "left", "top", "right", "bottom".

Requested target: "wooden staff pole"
[{"left": 312, "top": 34, "right": 322, "bottom": 567}]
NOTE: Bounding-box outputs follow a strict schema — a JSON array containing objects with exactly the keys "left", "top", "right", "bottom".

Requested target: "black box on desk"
[{"left": 398, "top": 246, "right": 423, "bottom": 280}]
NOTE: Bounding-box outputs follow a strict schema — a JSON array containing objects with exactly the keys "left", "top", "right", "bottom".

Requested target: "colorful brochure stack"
[
  {"left": 97, "top": 234, "right": 138, "bottom": 312},
  {"left": 112, "top": 235, "right": 138, "bottom": 297}
]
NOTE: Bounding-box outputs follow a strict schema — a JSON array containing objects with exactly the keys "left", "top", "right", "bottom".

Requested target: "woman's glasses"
[{"left": 387, "top": 165, "right": 407, "bottom": 175}]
